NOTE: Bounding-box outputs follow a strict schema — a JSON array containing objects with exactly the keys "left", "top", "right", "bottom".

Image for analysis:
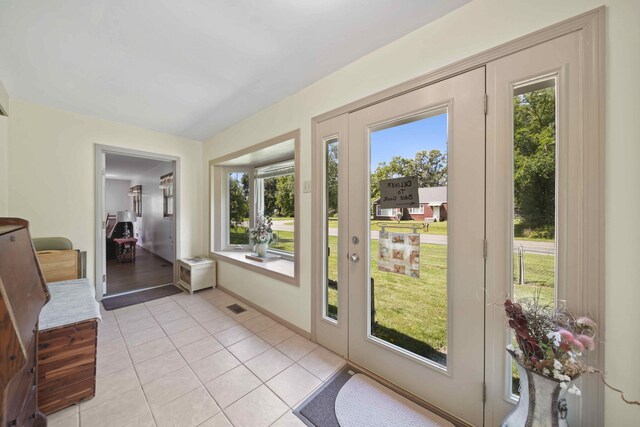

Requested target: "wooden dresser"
[{"left": 0, "top": 218, "right": 50, "bottom": 427}]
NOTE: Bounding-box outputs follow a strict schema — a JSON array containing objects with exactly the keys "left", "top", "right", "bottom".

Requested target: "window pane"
[
  {"left": 511, "top": 79, "right": 557, "bottom": 394},
  {"left": 326, "top": 138, "right": 339, "bottom": 320},
  {"left": 228, "top": 172, "right": 250, "bottom": 245},
  {"left": 369, "top": 110, "right": 449, "bottom": 367},
  {"left": 260, "top": 173, "right": 295, "bottom": 253}
]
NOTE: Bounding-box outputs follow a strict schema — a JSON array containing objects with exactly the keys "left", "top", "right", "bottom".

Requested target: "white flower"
[
  {"left": 568, "top": 385, "right": 581, "bottom": 396},
  {"left": 542, "top": 368, "right": 551, "bottom": 376},
  {"left": 547, "top": 331, "right": 561, "bottom": 347},
  {"left": 560, "top": 382, "right": 568, "bottom": 390},
  {"left": 553, "top": 359, "right": 563, "bottom": 370},
  {"left": 506, "top": 344, "right": 515, "bottom": 351},
  {"left": 553, "top": 371, "right": 565, "bottom": 381},
  {"left": 563, "top": 374, "right": 571, "bottom": 382},
  {"left": 515, "top": 348, "right": 524, "bottom": 357}
]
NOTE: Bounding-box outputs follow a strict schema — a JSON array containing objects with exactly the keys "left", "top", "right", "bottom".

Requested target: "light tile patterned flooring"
[{"left": 47, "top": 288, "right": 346, "bottom": 427}]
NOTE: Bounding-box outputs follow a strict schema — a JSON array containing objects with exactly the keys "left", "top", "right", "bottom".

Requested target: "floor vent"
[{"left": 226, "top": 303, "right": 247, "bottom": 314}]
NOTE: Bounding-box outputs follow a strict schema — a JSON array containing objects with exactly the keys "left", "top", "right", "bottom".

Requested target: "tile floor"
[{"left": 47, "top": 288, "right": 346, "bottom": 427}]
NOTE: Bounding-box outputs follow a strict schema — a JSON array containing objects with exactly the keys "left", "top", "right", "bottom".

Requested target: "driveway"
[{"left": 271, "top": 220, "right": 555, "bottom": 254}]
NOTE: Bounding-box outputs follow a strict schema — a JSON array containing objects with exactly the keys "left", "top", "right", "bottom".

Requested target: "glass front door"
[{"left": 346, "top": 67, "right": 486, "bottom": 425}]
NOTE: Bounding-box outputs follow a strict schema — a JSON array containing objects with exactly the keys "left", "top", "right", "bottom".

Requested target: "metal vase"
[{"left": 502, "top": 352, "right": 569, "bottom": 427}]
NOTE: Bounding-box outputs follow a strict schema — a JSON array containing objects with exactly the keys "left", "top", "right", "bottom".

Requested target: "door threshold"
[{"left": 103, "top": 282, "right": 178, "bottom": 299}]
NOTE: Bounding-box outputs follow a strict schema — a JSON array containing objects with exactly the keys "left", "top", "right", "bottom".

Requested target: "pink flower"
[
  {"left": 558, "top": 328, "right": 575, "bottom": 342},
  {"left": 575, "top": 334, "right": 596, "bottom": 351},
  {"left": 576, "top": 317, "right": 597, "bottom": 328},
  {"left": 570, "top": 339, "right": 585, "bottom": 352}
]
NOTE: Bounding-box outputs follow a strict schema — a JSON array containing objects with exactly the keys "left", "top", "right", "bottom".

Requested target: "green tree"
[
  {"left": 262, "top": 177, "right": 278, "bottom": 217},
  {"left": 327, "top": 142, "right": 339, "bottom": 216},
  {"left": 275, "top": 175, "right": 295, "bottom": 217},
  {"left": 229, "top": 173, "right": 249, "bottom": 229},
  {"left": 513, "top": 88, "right": 556, "bottom": 234}
]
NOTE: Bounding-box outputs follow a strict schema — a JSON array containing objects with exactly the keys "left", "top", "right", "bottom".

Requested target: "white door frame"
[
  {"left": 94, "top": 144, "right": 180, "bottom": 300},
  {"left": 311, "top": 7, "right": 604, "bottom": 426}
]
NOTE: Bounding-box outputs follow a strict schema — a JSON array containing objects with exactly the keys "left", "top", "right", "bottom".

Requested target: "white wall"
[
  {"left": 203, "top": 0, "right": 640, "bottom": 424},
  {"left": 131, "top": 162, "right": 174, "bottom": 261},
  {"left": 7, "top": 99, "right": 204, "bottom": 286},
  {"left": 105, "top": 178, "right": 131, "bottom": 215}
]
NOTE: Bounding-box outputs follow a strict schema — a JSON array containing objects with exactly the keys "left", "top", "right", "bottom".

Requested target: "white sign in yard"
[{"left": 379, "top": 177, "right": 419, "bottom": 208}]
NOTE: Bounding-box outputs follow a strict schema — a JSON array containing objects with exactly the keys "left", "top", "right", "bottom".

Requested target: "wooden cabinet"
[{"left": 0, "top": 218, "right": 50, "bottom": 427}]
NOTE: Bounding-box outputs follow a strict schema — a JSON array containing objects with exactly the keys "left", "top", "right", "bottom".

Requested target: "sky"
[{"left": 370, "top": 112, "right": 448, "bottom": 171}]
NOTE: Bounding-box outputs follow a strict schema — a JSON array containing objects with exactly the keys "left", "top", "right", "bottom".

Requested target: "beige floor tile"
[
  {"left": 204, "top": 365, "right": 262, "bottom": 408},
  {"left": 184, "top": 301, "right": 218, "bottom": 315},
  {"left": 114, "top": 304, "right": 151, "bottom": 319},
  {"left": 223, "top": 385, "right": 288, "bottom": 427},
  {"left": 201, "top": 315, "right": 238, "bottom": 334},
  {"left": 271, "top": 411, "right": 307, "bottom": 427},
  {"left": 119, "top": 315, "right": 160, "bottom": 336},
  {"left": 96, "top": 346, "right": 133, "bottom": 377},
  {"left": 97, "top": 335, "right": 127, "bottom": 358},
  {"left": 153, "top": 306, "right": 190, "bottom": 324},
  {"left": 124, "top": 324, "right": 167, "bottom": 347},
  {"left": 190, "top": 307, "right": 227, "bottom": 324},
  {"left": 142, "top": 366, "right": 201, "bottom": 409},
  {"left": 145, "top": 296, "right": 177, "bottom": 308},
  {"left": 275, "top": 335, "right": 318, "bottom": 361},
  {"left": 97, "top": 322, "right": 122, "bottom": 342},
  {"left": 242, "top": 314, "right": 276, "bottom": 333},
  {"left": 80, "top": 387, "right": 150, "bottom": 427},
  {"left": 257, "top": 324, "right": 295, "bottom": 346},
  {"left": 120, "top": 410, "right": 157, "bottom": 427},
  {"left": 214, "top": 324, "right": 253, "bottom": 347},
  {"left": 168, "top": 324, "right": 210, "bottom": 348},
  {"left": 135, "top": 349, "right": 187, "bottom": 384},
  {"left": 128, "top": 336, "right": 176, "bottom": 364},
  {"left": 172, "top": 293, "right": 206, "bottom": 307},
  {"left": 147, "top": 300, "right": 180, "bottom": 315},
  {"left": 178, "top": 336, "right": 224, "bottom": 363},
  {"left": 244, "top": 348, "right": 294, "bottom": 382},
  {"left": 209, "top": 293, "right": 238, "bottom": 307},
  {"left": 228, "top": 307, "right": 262, "bottom": 323},
  {"left": 47, "top": 404, "right": 79, "bottom": 427},
  {"left": 266, "top": 364, "right": 322, "bottom": 407},
  {"left": 297, "top": 347, "right": 345, "bottom": 381},
  {"left": 80, "top": 366, "right": 139, "bottom": 411},
  {"left": 161, "top": 316, "right": 199, "bottom": 335},
  {"left": 151, "top": 387, "right": 220, "bottom": 427},
  {"left": 198, "top": 411, "right": 232, "bottom": 427},
  {"left": 227, "top": 335, "right": 271, "bottom": 363},
  {"left": 190, "top": 349, "right": 240, "bottom": 383}
]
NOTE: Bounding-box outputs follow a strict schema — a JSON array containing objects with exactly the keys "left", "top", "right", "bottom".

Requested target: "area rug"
[
  {"left": 294, "top": 365, "right": 453, "bottom": 427},
  {"left": 101, "top": 284, "right": 183, "bottom": 310}
]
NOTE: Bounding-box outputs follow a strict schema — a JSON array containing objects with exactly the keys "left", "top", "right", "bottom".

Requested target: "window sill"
[{"left": 212, "top": 250, "right": 297, "bottom": 286}]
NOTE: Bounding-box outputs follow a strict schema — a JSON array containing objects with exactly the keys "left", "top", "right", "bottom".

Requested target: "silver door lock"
[
  {"left": 349, "top": 253, "right": 360, "bottom": 262},
  {"left": 352, "top": 236, "right": 359, "bottom": 244}
]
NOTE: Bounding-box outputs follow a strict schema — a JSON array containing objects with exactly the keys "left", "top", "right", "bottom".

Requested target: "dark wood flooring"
[{"left": 106, "top": 245, "right": 174, "bottom": 295}]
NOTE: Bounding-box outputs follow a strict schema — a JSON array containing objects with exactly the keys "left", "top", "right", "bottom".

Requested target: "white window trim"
[
  {"left": 223, "top": 167, "right": 253, "bottom": 251},
  {"left": 409, "top": 205, "right": 425, "bottom": 214}
]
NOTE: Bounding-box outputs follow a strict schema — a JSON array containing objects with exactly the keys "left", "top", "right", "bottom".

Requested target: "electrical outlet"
[{"left": 303, "top": 180, "right": 312, "bottom": 193}]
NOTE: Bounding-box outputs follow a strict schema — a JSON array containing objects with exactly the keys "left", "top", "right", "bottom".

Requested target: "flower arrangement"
[
  {"left": 249, "top": 214, "right": 276, "bottom": 244},
  {"left": 504, "top": 297, "right": 597, "bottom": 396}
]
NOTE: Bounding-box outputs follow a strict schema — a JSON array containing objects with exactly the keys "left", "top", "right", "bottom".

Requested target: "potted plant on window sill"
[{"left": 249, "top": 214, "right": 276, "bottom": 257}]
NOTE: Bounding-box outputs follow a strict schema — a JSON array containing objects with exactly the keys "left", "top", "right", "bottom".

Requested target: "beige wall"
[
  {"left": 7, "top": 99, "right": 204, "bottom": 284},
  {"left": 203, "top": 0, "right": 640, "bottom": 423}
]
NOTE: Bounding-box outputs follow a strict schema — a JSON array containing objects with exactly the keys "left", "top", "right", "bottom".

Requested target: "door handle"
[{"left": 349, "top": 253, "right": 360, "bottom": 263}]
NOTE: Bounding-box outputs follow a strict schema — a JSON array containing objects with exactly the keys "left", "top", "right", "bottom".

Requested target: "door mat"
[
  {"left": 101, "top": 284, "right": 182, "bottom": 310},
  {"left": 294, "top": 365, "right": 453, "bottom": 427}
]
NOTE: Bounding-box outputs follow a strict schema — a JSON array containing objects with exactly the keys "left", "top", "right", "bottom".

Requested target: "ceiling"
[
  {"left": 105, "top": 152, "right": 170, "bottom": 180},
  {"left": 0, "top": 0, "right": 470, "bottom": 141}
]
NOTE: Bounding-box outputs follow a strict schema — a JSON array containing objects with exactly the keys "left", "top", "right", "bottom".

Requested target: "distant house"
[{"left": 372, "top": 186, "right": 448, "bottom": 221}]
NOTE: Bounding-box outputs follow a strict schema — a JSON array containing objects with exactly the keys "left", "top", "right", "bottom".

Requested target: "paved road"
[{"left": 271, "top": 220, "right": 554, "bottom": 255}]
